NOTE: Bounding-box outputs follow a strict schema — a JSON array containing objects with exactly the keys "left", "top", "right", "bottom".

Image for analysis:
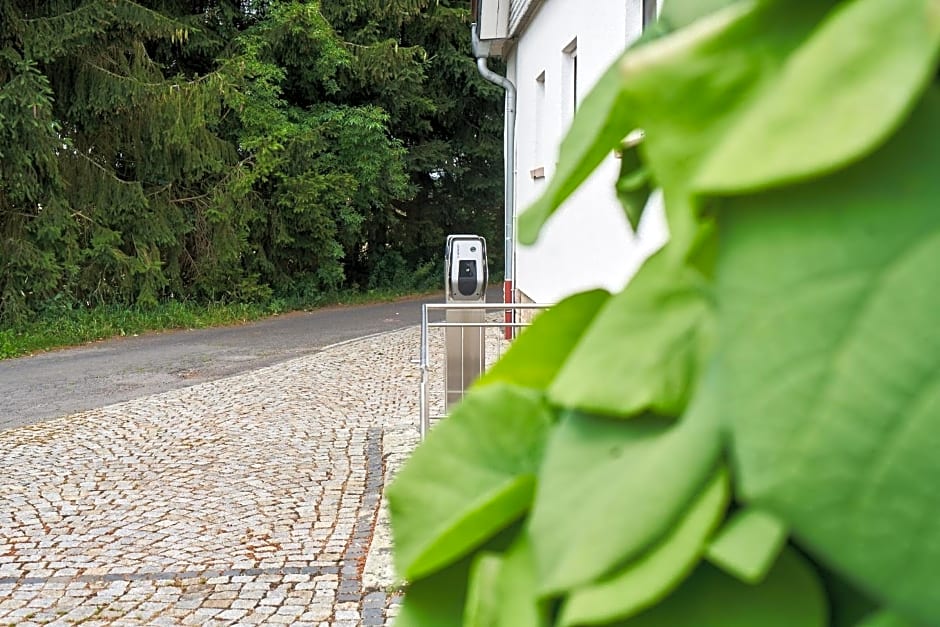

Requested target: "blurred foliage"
[{"left": 389, "top": 0, "right": 940, "bottom": 625}]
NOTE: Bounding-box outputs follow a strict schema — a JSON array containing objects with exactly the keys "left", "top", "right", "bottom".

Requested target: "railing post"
[
  {"left": 420, "top": 303, "right": 429, "bottom": 439},
  {"left": 420, "top": 302, "right": 553, "bottom": 439},
  {"left": 504, "top": 279, "right": 514, "bottom": 340}
]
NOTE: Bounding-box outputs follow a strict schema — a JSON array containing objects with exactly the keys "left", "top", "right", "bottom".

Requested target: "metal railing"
[{"left": 418, "top": 302, "right": 553, "bottom": 438}]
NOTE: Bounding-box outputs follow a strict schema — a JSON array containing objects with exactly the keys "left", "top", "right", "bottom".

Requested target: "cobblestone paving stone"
[
  {"left": 1, "top": 316, "right": 515, "bottom": 626},
  {"left": 0, "top": 328, "right": 438, "bottom": 626}
]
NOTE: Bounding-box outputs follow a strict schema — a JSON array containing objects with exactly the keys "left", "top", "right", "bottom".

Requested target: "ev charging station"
[{"left": 444, "top": 235, "right": 488, "bottom": 408}]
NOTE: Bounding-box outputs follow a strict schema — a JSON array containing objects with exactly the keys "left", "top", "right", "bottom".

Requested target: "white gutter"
[{"left": 471, "top": 25, "right": 517, "bottom": 337}]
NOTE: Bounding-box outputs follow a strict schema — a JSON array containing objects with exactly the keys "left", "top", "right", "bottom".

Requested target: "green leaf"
[
  {"left": 706, "top": 508, "right": 788, "bottom": 583},
  {"left": 475, "top": 290, "right": 611, "bottom": 391},
  {"left": 517, "top": 52, "right": 637, "bottom": 245},
  {"left": 519, "top": 0, "right": 830, "bottom": 249},
  {"left": 529, "top": 410, "right": 722, "bottom": 594},
  {"left": 464, "top": 553, "right": 503, "bottom": 627},
  {"left": 714, "top": 89, "right": 940, "bottom": 623},
  {"left": 394, "top": 554, "right": 472, "bottom": 627},
  {"left": 856, "top": 610, "right": 925, "bottom": 627},
  {"left": 549, "top": 248, "right": 712, "bottom": 417},
  {"left": 696, "top": 0, "right": 940, "bottom": 194},
  {"left": 611, "top": 1, "right": 836, "bottom": 252},
  {"left": 825, "top": 570, "right": 880, "bottom": 627},
  {"left": 395, "top": 525, "right": 522, "bottom": 627},
  {"left": 494, "top": 533, "right": 547, "bottom": 627},
  {"left": 388, "top": 384, "right": 553, "bottom": 580},
  {"left": 615, "top": 143, "right": 653, "bottom": 231},
  {"left": 559, "top": 468, "right": 730, "bottom": 627},
  {"left": 616, "top": 549, "right": 827, "bottom": 627},
  {"left": 660, "top": 0, "right": 748, "bottom": 30},
  {"left": 616, "top": 1, "right": 828, "bottom": 188}
]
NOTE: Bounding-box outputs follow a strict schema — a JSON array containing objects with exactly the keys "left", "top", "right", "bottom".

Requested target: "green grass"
[{"left": 0, "top": 287, "right": 436, "bottom": 360}]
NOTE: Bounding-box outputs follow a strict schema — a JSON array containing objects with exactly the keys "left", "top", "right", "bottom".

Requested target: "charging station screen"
[{"left": 457, "top": 260, "right": 478, "bottom": 296}]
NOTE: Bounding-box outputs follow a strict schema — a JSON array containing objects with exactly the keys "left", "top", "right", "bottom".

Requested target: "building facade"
[{"left": 474, "top": 0, "right": 667, "bottom": 304}]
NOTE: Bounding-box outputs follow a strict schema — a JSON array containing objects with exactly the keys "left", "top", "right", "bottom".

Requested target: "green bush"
[
  {"left": 368, "top": 251, "right": 444, "bottom": 293},
  {"left": 387, "top": 0, "right": 940, "bottom": 625}
]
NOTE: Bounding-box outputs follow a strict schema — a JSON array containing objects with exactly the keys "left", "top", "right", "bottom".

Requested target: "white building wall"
[{"left": 507, "top": 0, "right": 668, "bottom": 304}]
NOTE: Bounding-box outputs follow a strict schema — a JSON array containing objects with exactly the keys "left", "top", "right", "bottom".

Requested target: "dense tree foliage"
[
  {"left": 0, "top": 0, "right": 503, "bottom": 323},
  {"left": 389, "top": 0, "right": 940, "bottom": 625}
]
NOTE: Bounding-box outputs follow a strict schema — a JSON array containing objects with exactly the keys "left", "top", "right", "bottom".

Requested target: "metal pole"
[
  {"left": 420, "top": 303, "right": 429, "bottom": 439},
  {"left": 428, "top": 321, "right": 536, "bottom": 328},
  {"left": 424, "top": 302, "right": 553, "bottom": 310}
]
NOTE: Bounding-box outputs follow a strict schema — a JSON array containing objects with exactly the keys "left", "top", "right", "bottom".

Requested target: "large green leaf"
[
  {"left": 559, "top": 468, "right": 729, "bottom": 627},
  {"left": 611, "top": 1, "right": 846, "bottom": 255},
  {"left": 696, "top": 0, "right": 940, "bottom": 193},
  {"left": 513, "top": 2, "right": 704, "bottom": 246},
  {"left": 549, "top": 248, "right": 712, "bottom": 417},
  {"left": 706, "top": 508, "right": 788, "bottom": 583},
  {"left": 825, "top": 571, "right": 880, "bottom": 627},
  {"left": 517, "top": 53, "right": 637, "bottom": 245},
  {"left": 494, "top": 533, "right": 547, "bottom": 627},
  {"left": 413, "top": 532, "right": 547, "bottom": 627},
  {"left": 388, "top": 384, "right": 553, "bottom": 580},
  {"left": 394, "top": 554, "right": 473, "bottom": 627},
  {"left": 616, "top": 1, "right": 837, "bottom": 200},
  {"left": 396, "top": 526, "right": 522, "bottom": 627},
  {"left": 476, "top": 290, "right": 610, "bottom": 391},
  {"left": 856, "top": 611, "right": 926, "bottom": 627},
  {"left": 519, "top": 1, "right": 838, "bottom": 250},
  {"left": 715, "top": 90, "right": 940, "bottom": 623},
  {"left": 514, "top": 0, "right": 740, "bottom": 246},
  {"left": 616, "top": 549, "right": 827, "bottom": 627},
  {"left": 464, "top": 553, "right": 503, "bottom": 627},
  {"left": 529, "top": 409, "right": 722, "bottom": 594},
  {"left": 660, "top": 0, "right": 748, "bottom": 30}
]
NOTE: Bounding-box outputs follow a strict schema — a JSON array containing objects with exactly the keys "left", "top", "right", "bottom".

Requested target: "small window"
[
  {"left": 535, "top": 71, "right": 546, "bottom": 167},
  {"left": 562, "top": 38, "right": 578, "bottom": 128}
]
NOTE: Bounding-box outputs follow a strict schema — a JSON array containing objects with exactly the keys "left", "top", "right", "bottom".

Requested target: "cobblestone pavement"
[{"left": 0, "top": 329, "right": 430, "bottom": 626}]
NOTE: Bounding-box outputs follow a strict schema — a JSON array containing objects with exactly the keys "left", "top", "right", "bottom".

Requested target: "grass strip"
[{"left": 0, "top": 287, "right": 435, "bottom": 360}]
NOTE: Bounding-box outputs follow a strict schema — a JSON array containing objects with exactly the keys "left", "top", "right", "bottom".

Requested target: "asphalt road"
[{"left": 0, "top": 288, "right": 502, "bottom": 430}]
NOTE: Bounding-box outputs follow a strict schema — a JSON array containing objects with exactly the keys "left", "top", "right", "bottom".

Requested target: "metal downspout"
[{"left": 472, "top": 27, "right": 517, "bottom": 339}]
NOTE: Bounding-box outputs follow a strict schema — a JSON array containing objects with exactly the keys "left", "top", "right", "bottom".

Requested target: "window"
[
  {"left": 561, "top": 38, "right": 578, "bottom": 129},
  {"left": 534, "top": 71, "right": 546, "bottom": 171}
]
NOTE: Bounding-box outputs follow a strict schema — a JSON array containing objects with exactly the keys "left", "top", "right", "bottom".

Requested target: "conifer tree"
[
  {"left": 0, "top": 0, "right": 503, "bottom": 323},
  {"left": 0, "top": 0, "right": 245, "bottom": 320}
]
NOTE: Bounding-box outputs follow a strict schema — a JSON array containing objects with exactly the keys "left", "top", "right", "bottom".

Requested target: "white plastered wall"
[{"left": 507, "top": 0, "right": 668, "bottom": 304}]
